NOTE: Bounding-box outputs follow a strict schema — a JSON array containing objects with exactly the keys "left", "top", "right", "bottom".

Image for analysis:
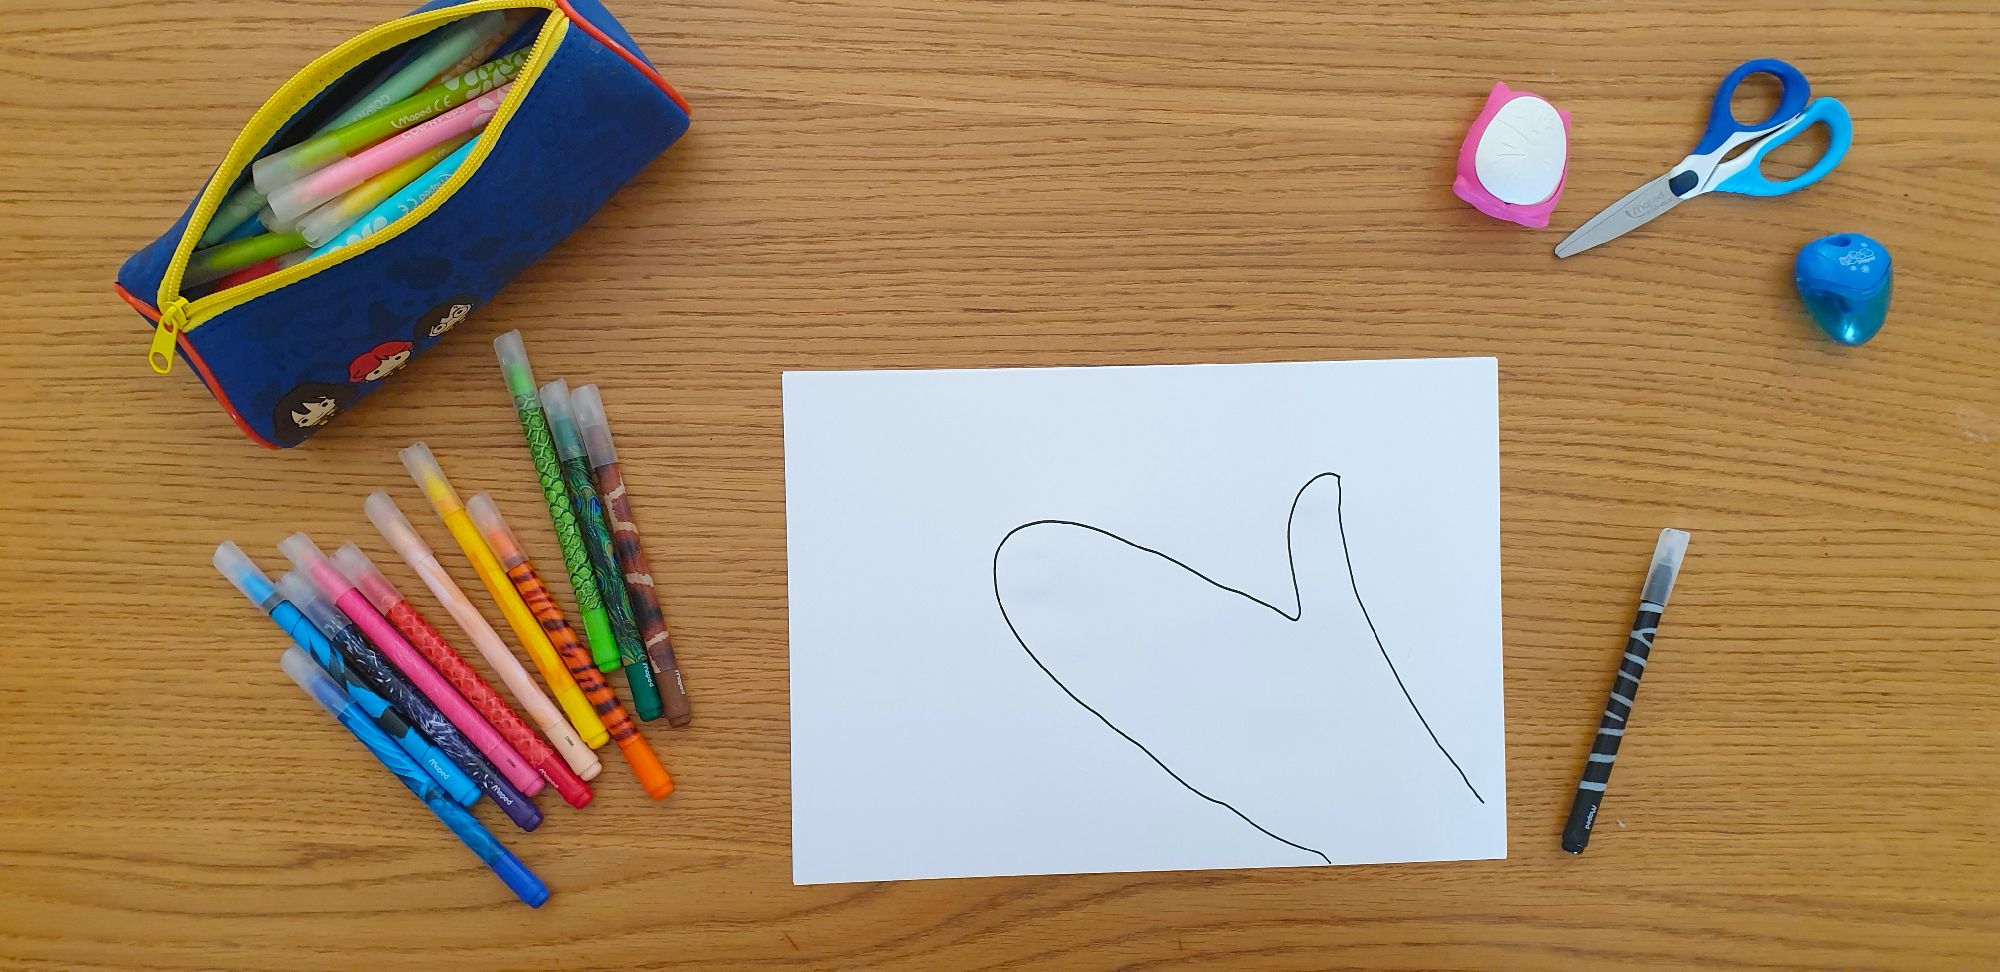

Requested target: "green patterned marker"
[
  {"left": 494, "top": 330, "right": 620, "bottom": 672},
  {"left": 540, "top": 378, "right": 664, "bottom": 720}
]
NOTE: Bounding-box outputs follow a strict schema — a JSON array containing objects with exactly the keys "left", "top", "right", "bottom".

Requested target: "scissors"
[{"left": 1556, "top": 58, "right": 1852, "bottom": 258}]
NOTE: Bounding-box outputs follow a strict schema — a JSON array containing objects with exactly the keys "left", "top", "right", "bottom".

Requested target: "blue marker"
[
  {"left": 214, "top": 543, "right": 480, "bottom": 807},
  {"left": 280, "top": 646, "right": 549, "bottom": 907},
  {"left": 275, "top": 571, "right": 542, "bottom": 833}
]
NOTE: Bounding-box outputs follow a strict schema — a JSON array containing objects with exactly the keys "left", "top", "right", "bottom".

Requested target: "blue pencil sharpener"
[{"left": 1795, "top": 233, "right": 1892, "bottom": 346}]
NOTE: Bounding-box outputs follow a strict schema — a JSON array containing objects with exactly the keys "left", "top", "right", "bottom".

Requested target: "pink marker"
[
  {"left": 279, "top": 532, "right": 544, "bottom": 798},
  {"left": 265, "top": 83, "right": 512, "bottom": 224}
]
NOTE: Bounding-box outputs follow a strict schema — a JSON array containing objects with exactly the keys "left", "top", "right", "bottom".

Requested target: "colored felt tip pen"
[
  {"left": 281, "top": 646, "right": 548, "bottom": 907},
  {"left": 276, "top": 570, "right": 541, "bottom": 832},
  {"left": 320, "top": 11, "right": 511, "bottom": 132},
  {"left": 278, "top": 533, "right": 544, "bottom": 800},
  {"left": 265, "top": 82, "right": 510, "bottom": 225},
  {"left": 572, "top": 384, "right": 694, "bottom": 727},
  {"left": 1562, "top": 528, "right": 1691, "bottom": 855},
  {"left": 466, "top": 492, "right": 675, "bottom": 800},
  {"left": 397, "top": 444, "right": 611, "bottom": 750},
  {"left": 366, "top": 490, "right": 604, "bottom": 780},
  {"left": 298, "top": 132, "right": 474, "bottom": 250},
  {"left": 333, "top": 543, "right": 592, "bottom": 809},
  {"left": 542, "top": 379, "right": 664, "bottom": 721},
  {"left": 494, "top": 331, "right": 623, "bottom": 674},
  {"left": 213, "top": 542, "right": 479, "bottom": 806}
]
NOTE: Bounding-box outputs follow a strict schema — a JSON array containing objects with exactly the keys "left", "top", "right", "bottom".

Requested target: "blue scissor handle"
[
  {"left": 1695, "top": 58, "right": 1812, "bottom": 154},
  {"left": 1714, "top": 97, "right": 1852, "bottom": 196}
]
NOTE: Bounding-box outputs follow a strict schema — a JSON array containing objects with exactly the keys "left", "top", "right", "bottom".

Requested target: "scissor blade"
[{"left": 1554, "top": 175, "right": 1683, "bottom": 258}]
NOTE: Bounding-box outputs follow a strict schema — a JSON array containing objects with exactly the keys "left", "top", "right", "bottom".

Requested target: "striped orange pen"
[{"left": 464, "top": 492, "right": 674, "bottom": 799}]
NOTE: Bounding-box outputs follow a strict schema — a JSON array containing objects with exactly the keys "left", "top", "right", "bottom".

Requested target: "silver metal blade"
[{"left": 1554, "top": 175, "right": 1683, "bottom": 258}]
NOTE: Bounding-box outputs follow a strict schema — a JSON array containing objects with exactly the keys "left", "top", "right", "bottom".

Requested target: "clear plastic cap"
[
  {"left": 276, "top": 569, "right": 346, "bottom": 633},
  {"left": 399, "top": 441, "right": 465, "bottom": 517},
  {"left": 332, "top": 543, "right": 402, "bottom": 614},
  {"left": 493, "top": 330, "right": 536, "bottom": 397},
  {"left": 365, "top": 490, "right": 433, "bottom": 565},
  {"left": 281, "top": 645, "right": 352, "bottom": 718},
  {"left": 464, "top": 493, "right": 528, "bottom": 563},
  {"left": 1642, "top": 528, "right": 1691, "bottom": 607},
  {"left": 568, "top": 384, "right": 618, "bottom": 468},
  {"left": 277, "top": 532, "right": 353, "bottom": 602},
  {"left": 213, "top": 540, "right": 280, "bottom": 611},
  {"left": 538, "top": 379, "right": 587, "bottom": 460}
]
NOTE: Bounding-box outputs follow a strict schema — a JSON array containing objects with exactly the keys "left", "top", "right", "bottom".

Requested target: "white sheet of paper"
[{"left": 784, "top": 357, "right": 1506, "bottom": 884}]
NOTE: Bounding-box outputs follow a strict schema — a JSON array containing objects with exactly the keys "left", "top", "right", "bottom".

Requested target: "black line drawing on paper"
[{"left": 991, "top": 472, "right": 1484, "bottom": 865}]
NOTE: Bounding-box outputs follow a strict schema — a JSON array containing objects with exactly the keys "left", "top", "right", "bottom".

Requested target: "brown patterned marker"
[{"left": 570, "top": 384, "right": 694, "bottom": 727}]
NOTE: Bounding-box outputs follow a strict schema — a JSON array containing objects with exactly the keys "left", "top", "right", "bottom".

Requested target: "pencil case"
[{"left": 114, "top": 0, "right": 689, "bottom": 447}]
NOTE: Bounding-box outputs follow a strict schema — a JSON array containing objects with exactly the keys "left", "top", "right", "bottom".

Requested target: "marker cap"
[
  {"left": 365, "top": 490, "right": 434, "bottom": 565},
  {"left": 567, "top": 384, "right": 618, "bottom": 469},
  {"left": 332, "top": 543, "right": 403, "bottom": 614},
  {"left": 278, "top": 533, "right": 355, "bottom": 602},
  {"left": 276, "top": 570, "right": 347, "bottom": 633},
  {"left": 1643, "top": 529, "right": 1691, "bottom": 607},
  {"left": 213, "top": 541, "right": 280, "bottom": 611},
  {"left": 537, "top": 379, "right": 587, "bottom": 460},
  {"left": 493, "top": 330, "right": 535, "bottom": 397},
  {"left": 281, "top": 645, "right": 353, "bottom": 718},
  {"left": 464, "top": 493, "right": 528, "bottom": 563},
  {"left": 399, "top": 442, "right": 465, "bottom": 517},
  {"left": 490, "top": 848, "right": 551, "bottom": 908}
]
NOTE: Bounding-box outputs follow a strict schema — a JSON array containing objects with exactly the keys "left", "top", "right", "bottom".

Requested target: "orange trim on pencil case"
[
  {"left": 555, "top": 0, "right": 690, "bottom": 115},
  {"left": 116, "top": 284, "right": 280, "bottom": 450}
]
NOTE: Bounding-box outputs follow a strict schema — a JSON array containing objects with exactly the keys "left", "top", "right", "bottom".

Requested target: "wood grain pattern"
[{"left": 2, "top": 0, "right": 1997, "bottom": 967}]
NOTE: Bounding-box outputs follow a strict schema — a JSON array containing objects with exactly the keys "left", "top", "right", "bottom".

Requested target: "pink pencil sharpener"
[{"left": 1453, "top": 82, "right": 1570, "bottom": 228}]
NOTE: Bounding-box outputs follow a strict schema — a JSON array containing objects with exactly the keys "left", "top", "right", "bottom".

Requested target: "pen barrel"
[
  {"left": 271, "top": 602, "right": 480, "bottom": 807},
  {"left": 441, "top": 511, "right": 611, "bottom": 749},
  {"left": 324, "top": 617, "right": 543, "bottom": 831},
  {"left": 513, "top": 397, "right": 622, "bottom": 672},
  {"left": 1561, "top": 605, "right": 1663, "bottom": 854},
  {"left": 506, "top": 556, "right": 674, "bottom": 799},
  {"left": 597, "top": 461, "right": 693, "bottom": 727},
  {"left": 565, "top": 456, "right": 662, "bottom": 720},
  {"left": 382, "top": 598, "right": 590, "bottom": 807}
]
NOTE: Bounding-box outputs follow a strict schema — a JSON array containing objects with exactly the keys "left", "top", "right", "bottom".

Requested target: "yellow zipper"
[{"left": 150, "top": 0, "right": 567, "bottom": 375}]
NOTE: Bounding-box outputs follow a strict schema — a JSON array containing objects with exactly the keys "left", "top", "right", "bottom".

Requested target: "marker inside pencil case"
[
  {"left": 281, "top": 646, "right": 549, "bottom": 907},
  {"left": 279, "top": 532, "right": 544, "bottom": 799},
  {"left": 397, "top": 443, "right": 612, "bottom": 751},
  {"left": 275, "top": 570, "right": 541, "bottom": 832},
  {"left": 253, "top": 46, "right": 529, "bottom": 192},
  {"left": 182, "top": 231, "right": 307, "bottom": 288},
  {"left": 306, "top": 137, "right": 476, "bottom": 256},
  {"left": 466, "top": 492, "right": 675, "bottom": 800},
  {"left": 366, "top": 489, "right": 604, "bottom": 780},
  {"left": 213, "top": 542, "right": 479, "bottom": 806},
  {"left": 196, "top": 10, "right": 509, "bottom": 246},
  {"left": 293, "top": 133, "right": 473, "bottom": 250},
  {"left": 265, "top": 82, "right": 510, "bottom": 225},
  {"left": 572, "top": 384, "right": 695, "bottom": 727},
  {"left": 542, "top": 378, "right": 664, "bottom": 720},
  {"left": 332, "top": 542, "right": 593, "bottom": 809}
]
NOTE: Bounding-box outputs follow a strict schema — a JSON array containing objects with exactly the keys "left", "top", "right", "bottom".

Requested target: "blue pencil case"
[{"left": 115, "top": 0, "right": 689, "bottom": 447}]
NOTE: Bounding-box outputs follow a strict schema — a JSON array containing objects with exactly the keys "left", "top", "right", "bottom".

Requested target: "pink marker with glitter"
[{"left": 279, "top": 532, "right": 544, "bottom": 798}]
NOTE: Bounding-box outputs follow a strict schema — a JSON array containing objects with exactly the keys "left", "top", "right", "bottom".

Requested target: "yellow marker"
[{"left": 400, "top": 441, "right": 610, "bottom": 749}]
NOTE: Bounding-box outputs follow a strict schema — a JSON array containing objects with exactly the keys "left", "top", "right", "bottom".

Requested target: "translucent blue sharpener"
[{"left": 1795, "top": 233, "right": 1891, "bottom": 346}]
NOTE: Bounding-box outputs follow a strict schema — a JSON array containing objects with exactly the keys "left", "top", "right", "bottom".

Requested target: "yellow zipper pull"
[{"left": 148, "top": 297, "right": 191, "bottom": 375}]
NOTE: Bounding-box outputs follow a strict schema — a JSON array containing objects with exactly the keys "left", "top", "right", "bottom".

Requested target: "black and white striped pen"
[{"left": 1561, "top": 528, "right": 1691, "bottom": 854}]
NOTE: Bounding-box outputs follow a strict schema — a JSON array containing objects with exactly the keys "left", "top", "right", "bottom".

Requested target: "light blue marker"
[{"left": 310, "top": 138, "right": 477, "bottom": 257}]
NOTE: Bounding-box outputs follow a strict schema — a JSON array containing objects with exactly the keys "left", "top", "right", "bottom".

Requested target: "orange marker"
[{"left": 466, "top": 492, "right": 674, "bottom": 800}]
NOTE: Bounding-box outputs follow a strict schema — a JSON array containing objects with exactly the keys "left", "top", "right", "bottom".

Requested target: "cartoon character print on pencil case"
[
  {"left": 270, "top": 380, "right": 353, "bottom": 447},
  {"left": 348, "top": 340, "right": 414, "bottom": 383},
  {"left": 505, "top": 558, "right": 636, "bottom": 740},
  {"left": 414, "top": 295, "right": 477, "bottom": 344},
  {"left": 385, "top": 600, "right": 554, "bottom": 767}
]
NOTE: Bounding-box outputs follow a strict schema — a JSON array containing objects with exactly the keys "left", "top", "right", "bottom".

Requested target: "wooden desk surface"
[{"left": 3, "top": 0, "right": 1997, "bottom": 967}]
